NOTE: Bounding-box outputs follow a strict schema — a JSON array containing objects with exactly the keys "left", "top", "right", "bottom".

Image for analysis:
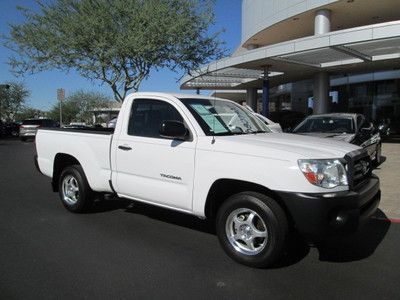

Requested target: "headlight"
[{"left": 298, "top": 159, "right": 348, "bottom": 188}]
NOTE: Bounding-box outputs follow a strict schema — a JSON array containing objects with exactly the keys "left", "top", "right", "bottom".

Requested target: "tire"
[
  {"left": 58, "top": 165, "right": 94, "bottom": 213},
  {"left": 216, "top": 192, "right": 288, "bottom": 268},
  {"left": 20, "top": 137, "right": 27, "bottom": 142}
]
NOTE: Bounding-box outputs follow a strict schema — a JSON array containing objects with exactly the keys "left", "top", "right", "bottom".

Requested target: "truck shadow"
[
  {"left": 373, "top": 156, "right": 387, "bottom": 170},
  {"left": 90, "top": 196, "right": 216, "bottom": 233},
  {"left": 274, "top": 210, "right": 391, "bottom": 267},
  {"left": 90, "top": 197, "right": 391, "bottom": 268},
  {"left": 124, "top": 200, "right": 216, "bottom": 234},
  {"left": 315, "top": 209, "right": 391, "bottom": 263}
]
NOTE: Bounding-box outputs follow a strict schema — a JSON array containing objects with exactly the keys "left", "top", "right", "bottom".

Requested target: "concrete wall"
[{"left": 242, "top": 0, "right": 337, "bottom": 44}]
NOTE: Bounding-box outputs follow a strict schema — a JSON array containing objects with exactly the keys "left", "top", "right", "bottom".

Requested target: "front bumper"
[{"left": 276, "top": 175, "right": 380, "bottom": 238}]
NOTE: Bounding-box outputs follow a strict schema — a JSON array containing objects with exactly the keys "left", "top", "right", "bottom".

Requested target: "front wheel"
[
  {"left": 216, "top": 192, "right": 288, "bottom": 268},
  {"left": 58, "top": 165, "right": 94, "bottom": 213}
]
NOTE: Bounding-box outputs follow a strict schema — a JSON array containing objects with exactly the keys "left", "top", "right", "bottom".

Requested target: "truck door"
[{"left": 113, "top": 97, "right": 196, "bottom": 211}]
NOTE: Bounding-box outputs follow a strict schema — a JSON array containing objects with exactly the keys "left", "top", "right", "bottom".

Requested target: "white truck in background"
[{"left": 35, "top": 92, "right": 380, "bottom": 268}]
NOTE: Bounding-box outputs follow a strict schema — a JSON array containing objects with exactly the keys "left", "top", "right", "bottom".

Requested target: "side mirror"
[{"left": 159, "top": 121, "right": 188, "bottom": 140}]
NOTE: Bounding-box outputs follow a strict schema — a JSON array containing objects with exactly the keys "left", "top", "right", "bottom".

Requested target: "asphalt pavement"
[
  {"left": 0, "top": 138, "right": 399, "bottom": 299},
  {"left": 374, "top": 143, "right": 400, "bottom": 218}
]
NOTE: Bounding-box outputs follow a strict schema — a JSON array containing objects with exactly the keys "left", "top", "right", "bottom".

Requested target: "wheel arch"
[
  {"left": 52, "top": 153, "right": 82, "bottom": 192},
  {"left": 204, "top": 178, "right": 293, "bottom": 225}
]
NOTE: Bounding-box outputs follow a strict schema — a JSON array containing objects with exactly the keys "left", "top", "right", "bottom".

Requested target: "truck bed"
[{"left": 35, "top": 128, "right": 114, "bottom": 193}]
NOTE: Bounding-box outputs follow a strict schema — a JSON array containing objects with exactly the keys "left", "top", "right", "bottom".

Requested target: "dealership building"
[{"left": 181, "top": 0, "right": 400, "bottom": 131}]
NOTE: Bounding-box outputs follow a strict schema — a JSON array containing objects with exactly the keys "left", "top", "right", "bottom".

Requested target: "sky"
[{"left": 0, "top": 0, "right": 242, "bottom": 110}]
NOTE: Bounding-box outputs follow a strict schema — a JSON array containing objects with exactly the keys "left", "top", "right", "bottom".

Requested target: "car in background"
[
  {"left": 0, "top": 120, "right": 4, "bottom": 138},
  {"left": 268, "top": 110, "right": 306, "bottom": 132},
  {"left": 241, "top": 104, "right": 283, "bottom": 133},
  {"left": 293, "top": 113, "right": 382, "bottom": 165},
  {"left": 1, "top": 121, "right": 20, "bottom": 138},
  {"left": 107, "top": 117, "right": 118, "bottom": 128},
  {"left": 62, "top": 123, "right": 89, "bottom": 129},
  {"left": 20, "top": 119, "right": 58, "bottom": 141},
  {"left": 254, "top": 113, "right": 283, "bottom": 133},
  {"left": 5, "top": 122, "right": 20, "bottom": 137}
]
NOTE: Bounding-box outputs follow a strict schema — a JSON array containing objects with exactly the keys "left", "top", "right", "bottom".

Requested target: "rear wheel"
[
  {"left": 58, "top": 165, "right": 94, "bottom": 213},
  {"left": 216, "top": 192, "right": 288, "bottom": 268}
]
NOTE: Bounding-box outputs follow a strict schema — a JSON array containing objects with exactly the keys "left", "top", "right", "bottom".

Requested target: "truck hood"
[
  {"left": 212, "top": 133, "right": 360, "bottom": 160},
  {"left": 296, "top": 132, "right": 355, "bottom": 143}
]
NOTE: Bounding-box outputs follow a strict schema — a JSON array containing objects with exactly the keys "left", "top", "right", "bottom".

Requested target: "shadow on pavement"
[
  {"left": 88, "top": 196, "right": 391, "bottom": 267},
  {"left": 374, "top": 156, "right": 387, "bottom": 170},
  {"left": 316, "top": 209, "right": 391, "bottom": 262},
  {"left": 89, "top": 196, "right": 132, "bottom": 213},
  {"left": 89, "top": 195, "right": 216, "bottom": 233},
  {"left": 271, "top": 231, "right": 310, "bottom": 268},
  {"left": 125, "top": 200, "right": 216, "bottom": 234}
]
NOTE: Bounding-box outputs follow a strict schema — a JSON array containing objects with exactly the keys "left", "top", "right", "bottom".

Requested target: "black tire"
[
  {"left": 216, "top": 192, "right": 288, "bottom": 268},
  {"left": 20, "top": 137, "right": 27, "bottom": 142},
  {"left": 58, "top": 165, "right": 94, "bottom": 213}
]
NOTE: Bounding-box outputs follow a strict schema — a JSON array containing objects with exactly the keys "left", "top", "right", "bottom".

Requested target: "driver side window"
[{"left": 128, "top": 99, "right": 183, "bottom": 138}]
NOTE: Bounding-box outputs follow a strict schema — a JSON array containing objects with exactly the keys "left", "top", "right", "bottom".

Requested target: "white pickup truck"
[{"left": 35, "top": 92, "right": 380, "bottom": 268}]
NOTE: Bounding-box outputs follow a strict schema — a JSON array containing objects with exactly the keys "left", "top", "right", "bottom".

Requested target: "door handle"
[{"left": 118, "top": 145, "right": 132, "bottom": 151}]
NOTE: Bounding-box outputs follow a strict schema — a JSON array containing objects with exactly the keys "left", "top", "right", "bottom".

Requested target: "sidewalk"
[{"left": 374, "top": 143, "right": 400, "bottom": 219}]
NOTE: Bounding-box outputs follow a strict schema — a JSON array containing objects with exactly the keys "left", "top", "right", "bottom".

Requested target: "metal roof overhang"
[{"left": 180, "top": 21, "right": 400, "bottom": 90}]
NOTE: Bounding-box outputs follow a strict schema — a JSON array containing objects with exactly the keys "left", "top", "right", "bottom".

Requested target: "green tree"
[
  {"left": 14, "top": 107, "right": 46, "bottom": 121},
  {"left": 5, "top": 0, "right": 225, "bottom": 102},
  {"left": 48, "top": 90, "right": 112, "bottom": 124},
  {"left": 0, "top": 82, "right": 30, "bottom": 121}
]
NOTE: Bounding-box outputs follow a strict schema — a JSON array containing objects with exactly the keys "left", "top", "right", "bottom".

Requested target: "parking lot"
[
  {"left": 1, "top": 138, "right": 400, "bottom": 299},
  {"left": 374, "top": 143, "right": 400, "bottom": 219}
]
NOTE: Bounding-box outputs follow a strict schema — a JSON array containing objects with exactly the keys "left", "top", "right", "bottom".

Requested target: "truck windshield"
[{"left": 179, "top": 98, "right": 271, "bottom": 136}]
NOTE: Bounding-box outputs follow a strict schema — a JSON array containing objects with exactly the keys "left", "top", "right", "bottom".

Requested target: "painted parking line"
[{"left": 371, "top": 216, "right": 400, "bottom": 224}]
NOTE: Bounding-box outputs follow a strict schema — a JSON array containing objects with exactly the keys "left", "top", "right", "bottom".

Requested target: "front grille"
[
  {"left": 353, "top": 156, "right": 371, "bottom": 187},
  {"left": 344, "top": 150, "right": 371, "bottom": 190}
]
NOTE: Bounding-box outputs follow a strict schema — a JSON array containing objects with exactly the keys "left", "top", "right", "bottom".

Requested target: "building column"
[
  {"left": 246, "top": 88, "right": 258, "bottom": 112},
  {"left": 247, "top": 44, "right": 258, "bottom": 50},
  {"left": 313, "top": 72, "right": 329, "bottom": 114},
  {"left": 314, "top": 9, "right": 330, "bottom": 35},
  {"left": 313, "top": 9, "right": 331, "bottom": 114}
]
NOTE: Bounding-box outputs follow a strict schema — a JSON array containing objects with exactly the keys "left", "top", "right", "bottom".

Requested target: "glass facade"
[
  {"left": 268, "top": 75, "right": 400, "bottom": 135},
  {"left": 334, "top": 79, "right": 400, "bottom": 133}
]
